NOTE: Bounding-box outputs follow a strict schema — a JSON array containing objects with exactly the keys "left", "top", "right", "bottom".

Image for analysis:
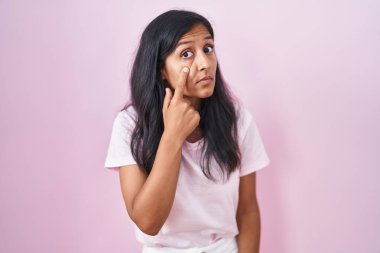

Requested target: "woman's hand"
[{"left": 162, "top": 67, "right": 200, "bottom": 143}]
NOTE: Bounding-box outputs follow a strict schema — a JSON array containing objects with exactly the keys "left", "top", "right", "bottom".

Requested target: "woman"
[{"left": 105, "top": 9, "right": 270, "bottom": 253}]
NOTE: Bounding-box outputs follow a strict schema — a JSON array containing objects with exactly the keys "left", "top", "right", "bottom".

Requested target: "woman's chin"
[
  {"left": 185, "top": 88, "right": 215, "bottom": 100},
  {"left": 196, "top": 87, "right": 215, "bottom": 98}
]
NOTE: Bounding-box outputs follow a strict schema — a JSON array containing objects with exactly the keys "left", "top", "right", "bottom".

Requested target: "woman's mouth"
[{"left": 197, "top": 76, "right": 213, "bottom": 85}]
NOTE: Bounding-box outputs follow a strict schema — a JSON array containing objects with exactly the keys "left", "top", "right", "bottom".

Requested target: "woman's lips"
[{"left": 197, "top": 76, "right": 213, "bottom": 85}]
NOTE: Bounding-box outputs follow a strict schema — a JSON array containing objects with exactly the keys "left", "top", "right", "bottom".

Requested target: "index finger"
[{"left": 172, "top": 67, "right": 189, "bottom": 101}]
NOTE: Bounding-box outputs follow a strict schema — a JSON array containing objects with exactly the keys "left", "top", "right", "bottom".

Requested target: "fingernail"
[{"left": 183, "top": 67, "right": 189, "bottom": 73}]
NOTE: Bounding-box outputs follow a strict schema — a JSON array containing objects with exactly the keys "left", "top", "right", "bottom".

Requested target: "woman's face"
[{"left": 161, "top": 23, "right": 217, "bottom": 101}]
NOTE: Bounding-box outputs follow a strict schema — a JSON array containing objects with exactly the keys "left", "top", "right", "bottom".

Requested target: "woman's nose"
[{"left": 195, "top": 51, "right": 210, "bottom": 71}]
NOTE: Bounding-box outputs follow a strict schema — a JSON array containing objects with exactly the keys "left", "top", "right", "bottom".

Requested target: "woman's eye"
[
  {"left": 204, "top": 45, "right": 214, "bottom": 53},
  {"left": 181, "top": 51, "right": 193, "bottom": 58}
]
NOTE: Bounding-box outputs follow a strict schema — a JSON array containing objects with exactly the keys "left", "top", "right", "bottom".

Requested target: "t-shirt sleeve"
[
  {"left": 238, "top": 108, "right": 271, "bottom": 176},
  {"left": 104, "top": 107, "right": 138, "bottom": 170}
]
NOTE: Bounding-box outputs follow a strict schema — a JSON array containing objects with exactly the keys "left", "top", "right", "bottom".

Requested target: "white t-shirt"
[{"left": 104, "top": 105, "right": 270, "bottom": 248}]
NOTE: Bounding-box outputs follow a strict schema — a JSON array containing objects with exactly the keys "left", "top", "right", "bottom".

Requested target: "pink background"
[{"left": 1, "top": 0, "right": 379, "bottom": 252}]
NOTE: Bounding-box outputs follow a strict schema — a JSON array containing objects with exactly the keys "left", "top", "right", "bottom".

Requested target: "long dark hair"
[{"left": 122, "top": 9, "right": 242, "bottom": 182}]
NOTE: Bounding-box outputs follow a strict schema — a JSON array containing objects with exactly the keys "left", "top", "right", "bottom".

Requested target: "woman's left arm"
[{"left": 236, "top": 172, "right": 261, "bottom": 253}]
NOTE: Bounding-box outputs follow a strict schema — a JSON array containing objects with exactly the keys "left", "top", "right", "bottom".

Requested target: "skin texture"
[
  {"left": 119, "top": 23, "right": 262, "bottom": 252},
  {"left": 161, "top": 23, "right": 217, "bottom": 112},
  {"left": 236, "top": 172, "right": 261, "bottom": 253},
  {"left": 161, "top": 23, "right": 217, "bottom": 143}
]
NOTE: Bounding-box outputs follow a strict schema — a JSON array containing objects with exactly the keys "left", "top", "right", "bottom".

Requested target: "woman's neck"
[
  {"left": 184, "top": 96, "right": 201, "bottom": 111},
  {"left": 186, "top": 126, "right": 203, "bottom": 143}
]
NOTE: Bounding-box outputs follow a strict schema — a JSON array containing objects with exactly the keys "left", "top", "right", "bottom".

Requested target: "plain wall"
[{"left": 0, "top": 0, "right": 379, "bottom": 252}]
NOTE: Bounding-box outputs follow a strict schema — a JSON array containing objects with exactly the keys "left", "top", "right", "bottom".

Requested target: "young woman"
[{"left": 105, "top": 9, "right": 271, "bottom": 253}]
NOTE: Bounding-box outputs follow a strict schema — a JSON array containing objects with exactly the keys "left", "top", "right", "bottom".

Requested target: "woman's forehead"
[{"left": 179, "top": 24, "right": 212, "bottom": 41}]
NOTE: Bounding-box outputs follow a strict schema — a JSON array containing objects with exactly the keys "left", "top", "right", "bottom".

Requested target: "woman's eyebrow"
[{"left": 176, "top": 35, "right": 213, "bottom": 47}]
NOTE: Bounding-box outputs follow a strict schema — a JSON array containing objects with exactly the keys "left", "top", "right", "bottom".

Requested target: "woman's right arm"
[
  {"left": 119, "top": 132, "right": 183, "bottom": 236},
  {"left": 118, "top": 67, "right": 199, "bottom": 236}
]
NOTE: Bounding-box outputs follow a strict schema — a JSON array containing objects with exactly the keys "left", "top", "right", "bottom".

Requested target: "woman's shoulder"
[
  {"left": 117, "top": 104, "right": 138, "bottom": 121},
  {"left": 235, "top": 103, "right": 260, "bottom": 145},
  {"left": 112, "top": 104, "right": 138, "bottom": 131},
  {"left": 236, "top": 104, "right": 253, "bottom": 129}
]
